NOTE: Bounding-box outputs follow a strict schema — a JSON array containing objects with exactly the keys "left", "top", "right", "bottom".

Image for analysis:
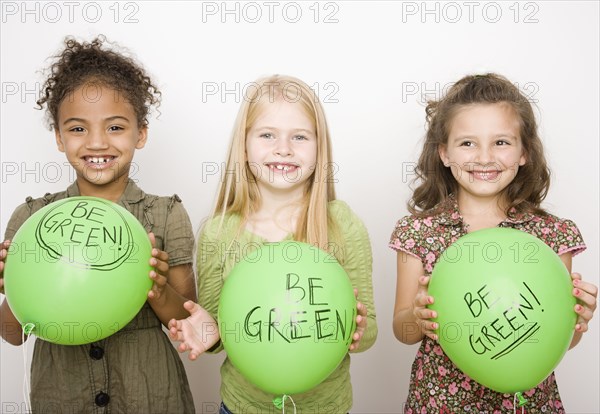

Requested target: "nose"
[
  {"left": 86, "top": 129, "right": 109, "bottom": 150},
  {"left": 474, "top": 146, "right": 494, "bottom": 165},
  {"left": 274, "top": 137, "right": 293, "bottom": 157}
]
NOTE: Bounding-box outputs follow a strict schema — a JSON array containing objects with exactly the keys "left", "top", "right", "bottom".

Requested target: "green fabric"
[
  {"left": 4, "top": 180, "right": 195, "bottom": 414},
  {"left": 197, "top": 200, "right": 377, "bottom": 413}
]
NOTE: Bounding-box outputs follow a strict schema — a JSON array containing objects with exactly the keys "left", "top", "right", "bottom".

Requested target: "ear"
[
  {"left": 135, "top": 126, "right": 148, "bottom": 149},
  {"left": 55, "top": 128, "right": 65, "bottom": 152},
  {"left": 438, "top": 144, "right": 450, "bottom": 167},
  {"left": 519, "top": 151, "right": 527, "bottom": 166}
]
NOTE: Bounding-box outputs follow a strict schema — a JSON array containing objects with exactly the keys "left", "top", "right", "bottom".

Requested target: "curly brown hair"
[
  {"left": 409, "top": 73, "right": 550, "bottom": 217},
  {"left": 36, "top": 35, "right": 161, "bottom": 129}
]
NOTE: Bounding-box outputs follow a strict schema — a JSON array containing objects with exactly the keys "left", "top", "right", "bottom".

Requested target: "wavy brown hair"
[
  {"left": 36, "top": 35, "right": 161, "bottom": 129},
  {"left": 409, "top": 73, "right": 550, "bottom": 217}
]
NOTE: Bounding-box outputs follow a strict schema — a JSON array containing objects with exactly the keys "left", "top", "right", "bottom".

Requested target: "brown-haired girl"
[{"left": 389, "top": 73, "right": 597, "bottom": 412}]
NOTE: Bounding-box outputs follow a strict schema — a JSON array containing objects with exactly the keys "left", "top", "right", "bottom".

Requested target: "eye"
[
  {"left": 292, "top": 135, "right": 308, "bottom": 141},
  {"left": 108, "top": 125, "right": 124, "bottom": 132},
  {"left": 69, "top": 126, "right": 85, "bottom": 133},
  {"left": 496, "top": 139, "right": 510, "bottom": 146},
  {"left": 259, "top": 133, "right": 274, "bottom": 139},
  {"left": 459, "top": 140, "right": 474, "bottom": 147}
]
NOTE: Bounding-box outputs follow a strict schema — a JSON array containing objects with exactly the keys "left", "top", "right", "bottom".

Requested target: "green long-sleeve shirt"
[{"left": 197, "top": 200, "right": 377, "bottom": 413}]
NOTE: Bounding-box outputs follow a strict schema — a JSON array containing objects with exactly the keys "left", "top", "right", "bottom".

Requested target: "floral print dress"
[{"left": 389, "top": 196, "right": 585, "bottom": 414}]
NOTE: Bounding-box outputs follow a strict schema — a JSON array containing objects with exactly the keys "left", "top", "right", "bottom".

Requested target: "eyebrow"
[
  {"left": 451, "top": 133, "right": 518, "bottom": 140},
  {"left": 254, "top": 126, "right": 314, "bottom": 134},
  {"left": 62, "top": 116, "right": 132, "bottom": 126}
]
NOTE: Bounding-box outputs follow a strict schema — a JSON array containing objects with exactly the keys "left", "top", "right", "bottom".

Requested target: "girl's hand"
[
  {"left": 413, "top": 275, "right": 438, "bottom": 341},
  {"left": 349, "top": 288, "right": 367, "bottom": 351},
  {"left": 148, "top": 233, "right": 169, "bottom": 304},
  {"left": 168, "top": 301, "right": 220, "bottom": 361},
  {"left": 572, "top": 272, "right": 598, "bottom": 333},
  {"left": 0, "top": 240, "right": 10, "bottom": 295}
]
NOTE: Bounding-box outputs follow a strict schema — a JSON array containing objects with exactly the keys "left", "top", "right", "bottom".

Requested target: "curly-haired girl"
[{"left": 0, "top": 36, "right": 198, "bottom": 413}]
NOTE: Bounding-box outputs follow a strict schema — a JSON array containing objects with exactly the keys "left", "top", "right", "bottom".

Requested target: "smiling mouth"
[
  {"left": 83, "top": 156, "right": 116, "bottom": 166},
  {"left": 265, "top": 162, "right": 300, "bottom": 172},
  {"left": 469, "top": 170, "right": 501, "bottom": 181}
]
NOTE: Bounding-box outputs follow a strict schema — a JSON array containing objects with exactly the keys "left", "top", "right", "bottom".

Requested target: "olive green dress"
[{"left": 4, "top": 180, "right": 195, "bottom": 413}]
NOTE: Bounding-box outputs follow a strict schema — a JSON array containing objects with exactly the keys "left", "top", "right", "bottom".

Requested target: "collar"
[
  {"left": 437, "top": 194, "right": 536, "bottom": 227},
  {"left": 435, "top": 194, "right": 464, "bottom": 226},
  {"left": 64, "top": 179, "right": 146, "bottom": 205}
]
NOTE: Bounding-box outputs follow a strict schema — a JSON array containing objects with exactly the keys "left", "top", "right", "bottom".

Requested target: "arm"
[
  {"left": 559, "top": 253, "right": 598, "bottom": 349},
  {"left": 168, "top": 219, "right": 224, "bottom": 357},
  {"left": 392, "top": 252, "right": 438, "bottom": 344},
  {"left": 146, "top": 232, "right": 198, "bottom": 325},
  {"left": 0, "top": 299, "right": 23, "bottom": 345},
  {"left": 168, "top": 300, "right": 219, "bottom": 360},
  {"left": 335, "top": 203, "right": 377, "bottom": 353},
  {"left": 1, "top": 203, "right": 36, "bottom": 345},
  {"left": 145, "top": 199, "right": 197, "bottom": 326},
  {"left": 0, "top": 240, "right": 26, "bottom": 345},
  {"left": 194, "top": 224, "right": 225, "bottom": 353}
]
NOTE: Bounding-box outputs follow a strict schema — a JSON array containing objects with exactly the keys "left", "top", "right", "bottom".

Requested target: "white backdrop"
[{"left": 1, "top": 1, "right": 598, "bottom": 413}]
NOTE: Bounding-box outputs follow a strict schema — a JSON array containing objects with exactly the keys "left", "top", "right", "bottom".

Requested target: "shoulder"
[
  {"left": 327, "top": 200, "right": 372, "bottom": 262},
  {"left": 199, "top": 213, "right": 241, "bottom": 243},
  {"left": 4, "top": 190, "right": 68, "bottom": 240},
  {"left": 122, "top": 181, "right": 189, "bottom": 216},
  {"left": 522, "top": 212, "right": 582, "bottom": 237},
  {"left": 137, "top": 191, "right": 192, "bottom": 228},
  {"left": 327, "top": 199, "right": 351, "bottom": 215},
  {"left": 389, "top": 214, "right": 417, "bottom": 249},
  {"left": 140, "top": 190, "right": 187, "bottom": 212},
  {"left": 530, "top": 212, "right": 579, "bottom": 228},
  {"left": 328, "top": 200, "right": 363, "bottom": 225},
  {"left": 392, "top": 214, "right": 420, "bottom": 231},
  {"left": 327, "top": 200, "right": 370, "bottom": 239},
  {"left": 22, "top": 190, "right": 69, "bottom": 212},
  {"left": 389, "top": 212, "right": 451, "bottom": 265},
  {"left": 520, "top": 213, "right": 586, "bottom": 256},
  {"left": 389, "top": 213, "right": 441, "bottom": 243}
]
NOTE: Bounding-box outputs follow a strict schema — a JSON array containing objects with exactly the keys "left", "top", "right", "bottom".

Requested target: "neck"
[
  {"left": 255, "top": 185, "right": 305, "bottom": 217},
  {"left": 76, "top": 177, "right": 129, "bottom": 203},
  {"left": 246, "top": 185, "right": 306, "bottom": 242},
  {"left": 457, "top": 191, "right": 508, "bottom": 231}
]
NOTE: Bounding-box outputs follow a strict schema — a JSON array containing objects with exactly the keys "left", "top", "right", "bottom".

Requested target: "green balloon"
[
  {"left": 428, "top": 228, "right": 576, "bottom": 393},
  {"left": 4, "top": 196, "right": 153, "bottom": 345},
  {"left": 218, "top": 241, "right": 356, "bottom": 395}
]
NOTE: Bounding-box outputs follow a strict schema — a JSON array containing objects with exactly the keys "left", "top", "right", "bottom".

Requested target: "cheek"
[
  {"left": 449, "top": 164, "right": 463, "bottom": 180},
  {"left": 501, "top": 151, "right": 525, "bottom": 168},
  {"left": 306, "top": 142, "right": 318, "bottom": 164},
  {"left": 62, "top": 141, "right": 78, "bottom": 155},
  {"left": 245, "top": 143, "right": 257, "bottom": 163}
]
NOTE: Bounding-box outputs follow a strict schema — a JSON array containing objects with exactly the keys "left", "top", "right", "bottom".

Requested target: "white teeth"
[
  {"left": 473, "top": 172, "right": 498, "bottom": 180},
  {"left": 87, "top": 157, "right": 113, "bottom": 164},
  {"left": 271, "top": 164, "right": 294, "bottom": 171}
]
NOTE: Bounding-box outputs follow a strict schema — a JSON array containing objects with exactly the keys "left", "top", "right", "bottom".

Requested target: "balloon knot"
[
  {"left": 22, "top": 323, "right": 35, "bottom": 335},
  {"left": 515, "top": 392, "right": 528, "bottom": 407},
  {"left": 272, "top": 396, "right": 284, "bottom": 410}
]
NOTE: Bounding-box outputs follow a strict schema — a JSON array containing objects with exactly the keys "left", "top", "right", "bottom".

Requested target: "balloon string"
[
  {"left": 22, "top": 323, "right": 35, "bottom": 413},
  {"left": 281, "top": 394, "right": 296, "bottom": 414}
]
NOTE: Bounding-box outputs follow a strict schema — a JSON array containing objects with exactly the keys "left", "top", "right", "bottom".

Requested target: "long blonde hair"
[{"left": 213, "top": 75, "right": 336, "bottom": 249}]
